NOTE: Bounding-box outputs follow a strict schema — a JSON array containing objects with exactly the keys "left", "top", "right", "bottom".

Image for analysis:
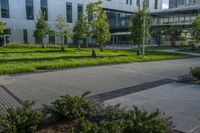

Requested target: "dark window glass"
[
  {"left": 154, "top": 0, "right": 158, "bottom": 9},
  {"left": 26, "top": 0, "right": 34, "bottom": 20},
  {"left": 49, "top": 36, "right": 55, "bottom": 44},
  {"left": 41, "top": 0, "right": 48, "bottom": 20},
  {"left": 66, "top": 2, "right": 72, "bottom": 23},
  {"left": 23, "top": 29, "right": 28, "bottom": 44},
  {"left": 137, "top": 0, "right": 140, "bottom": 7},
  {"left": 77, "top": 4, "right": 83, "bottom": 20},
  {"left": 1, "top": 0, "right": 10, "bottom": 18}
]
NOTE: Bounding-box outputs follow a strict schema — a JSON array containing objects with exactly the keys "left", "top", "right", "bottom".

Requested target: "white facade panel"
[{"left": 0, "top": 0, "right": 164, "bottom": 44}]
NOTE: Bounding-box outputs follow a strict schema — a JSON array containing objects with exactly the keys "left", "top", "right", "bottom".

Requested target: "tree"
[
  {"left": 34, "top": 12, "right": 49, "bottom": 48},
  {"left": 190, "top": 15, "right": 200, "bottom": 43},
  {"left": 129, "top": 0, "right": 151, "bottom": 57},
  {"left": 0, "top": 21, "right": 6, "bottom": 38},
  {"left": 163, "top": 26, "right": 182, "bottom": 46},
  {"left": 55, "top": 16, "right": 73, "bottom": 51},
  {"left": 95, "top": 10, "right": 111, "bottom": 52},
  {"left": 86, "top": 0, "right": 111, "bottom": 57},
  {"left": 73, "top": 15, "right": 87, "bottom": 49}
]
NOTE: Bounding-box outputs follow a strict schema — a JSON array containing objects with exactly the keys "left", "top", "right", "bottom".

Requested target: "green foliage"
[
  {"left": 34, "top": 12, "right": 49, "bottom": 47},
  {"left": 73, "top": 15, "right": 88, "bottom": 49},
  {"left": 43, "top": 91, "right": 93, "bottom": 121},
  {"left": 0, "top": 47, "right": 192, "bottom": 75},
  {"left": 129, "top": 0, "right": 151, "bottom": 55},
  {"left": 163, "top": 26, "right": 182, "bottom": 46},
  {"left": 55, "top": 16, "right": 73, "bottom": 51},
  {"left": 80, "top": 105, "right": 172, "bottom": 133},
  {"left": 86, "top": 0, "right": 111, "bottom": 51},
  {"left": 0, "top": 21, "right": 6, "bottom": 38},
  {"left": 190, "top": 15, "right": 200, "bottom": 42},
  {"left": 190, "top": 66, "right": 200, "bottom": 79},
  {"left": 0, "top": 101, "right": 43, "bottom": 133},
  {"left": 122, "top": 106, "right": 172, "bottom": 133}
]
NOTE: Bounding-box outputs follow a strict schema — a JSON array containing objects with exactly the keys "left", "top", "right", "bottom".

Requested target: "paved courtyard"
[
  {"left": 105, "top": 83, "right": 200, "bottom": 133},
  {"left": 0, "top": 57, "right": 200, "bottom": 132}
]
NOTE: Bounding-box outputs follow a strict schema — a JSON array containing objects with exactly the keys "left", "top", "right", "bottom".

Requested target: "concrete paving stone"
[
  {"left": 105, "top": 83, "right": 200, "bottom": 133},
  {"left": 0, "top": 86, "right": 21, "bottom": 111}
]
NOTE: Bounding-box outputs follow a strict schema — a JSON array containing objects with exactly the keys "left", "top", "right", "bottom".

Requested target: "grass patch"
[{"left": 0, "top": 47, "right": 192, "bottom": 75}]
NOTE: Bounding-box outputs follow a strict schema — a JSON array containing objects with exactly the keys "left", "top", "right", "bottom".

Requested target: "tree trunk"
[
  {"left": 170, "top": 36, "right": 175, "bottom": 47},
  {"left": 137, "top": 44, "right": 141, "bottom": 56},
  {"left": 77, "top": 41, "right": 80, "bottom": 50},
  {"left": 60, "top": 38, "right": 65, "bottom": 52},
  {"left": 100, "top": 43, "right": 103, "bottom": 52},
  {"left": 41, "top": 39, "right": 44, "bottom": 48},
  {"left": 91, "top": 48, "right": 96, "bottom": 58}
]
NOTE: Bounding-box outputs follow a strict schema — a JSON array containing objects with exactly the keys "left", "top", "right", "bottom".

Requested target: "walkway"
[{"left": 0, "top": 57, "right": 200, "bottom": 132}]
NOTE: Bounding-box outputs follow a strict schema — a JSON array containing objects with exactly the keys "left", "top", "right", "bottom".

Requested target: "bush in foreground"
[
  {"left": 191, "top": 66, "right": 200, "bottom": 80},
  {"left": 43, "top": 91, "right": 94, "bottom": 121},
  {"left": 0, "top": 101, "right": 43, "bottom": 133},
  {"left": 80, "top": 104, "right": 172, "bottom": 133},
  {"left": 0, "top": 93, "right": 173, "bottom": 133}
]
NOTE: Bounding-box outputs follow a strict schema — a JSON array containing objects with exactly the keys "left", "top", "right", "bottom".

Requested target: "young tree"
[
  {"left": 95, "top": 10, "right": 111, "bottom": 52},
  {"left": 0, "top": 21, "right": 6, "bottom": 38},
  {"left": 163, "top": 26, "right": 182, "bottom": 46},
  {"left": 34, "top": 12, "right": 49, "bottom": 48},
  {"left": 73, "top": 15, "right": 87, "bottom": 49},
  {"left": 129, "top": 0, "right": 151, "bottom": 57},
  {"left": 86, "top": 0, "right": 111, "bottom": 57},
  {"left": 190, "top": 15, "right": 200, "bottom": 42},
  {"left": 55, "top": 16, "right": 73, "bottom": 51}
]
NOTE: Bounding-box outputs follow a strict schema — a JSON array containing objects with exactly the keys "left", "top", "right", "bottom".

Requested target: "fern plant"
[
  {"left": 0, "top": 101, "right": 43, "bottom": 133},
  {"left": 43, "top": 91, "right": 94, "bottom": 121}
]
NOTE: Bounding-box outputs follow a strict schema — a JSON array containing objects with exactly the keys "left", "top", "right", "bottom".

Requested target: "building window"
[
  {"left": 77, "top": 4, "right": 83, "bottom": 20},
  {"left": 23, "top": 29, "right": 28, "bottom": 44},
  {"left": 26, "top": 0, "right": 34, "bottom": 20},
  {"left": 137, "top": 0, "right": 140, "bottom": 7},
  {"left": 1, "top": 0, "right": 10, "bottom": 18},
  {"left": 130, "top": 0, "right": 132, "bottom": 5},
  {"left": 146, "top": 0, "right": 149, "bottom": 8},
  {"left": 126, "top": 0, "right": 128, "bottom": 4},
  {"left": 154, "top": 0, "right": 158, "bottom": 9},
  {"left": 49, "top": 35, "right": 55, "bottom": 44},
  {"left": 41, "top": 0, "right": 48, "bottom": 20},
  {"left": 66, "top": 2, "right": 72, "bottom": 23}
]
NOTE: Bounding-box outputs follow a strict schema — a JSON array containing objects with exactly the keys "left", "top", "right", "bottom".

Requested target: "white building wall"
[{"left": 0, "top": 0, "right": 164, "bottom": 44}]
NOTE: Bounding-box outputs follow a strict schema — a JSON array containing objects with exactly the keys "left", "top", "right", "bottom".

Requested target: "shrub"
[
  {"left": 80, "top": 104, "right": 124, "bottom": 133},
  {"left": 43, "top": 91, "right": 94, "bottom": 121},
  {"left": 80, "top": 105, "right": 172, "bottom": 133},
  {"left": 191, "top": 66, "right": 200, "bottom": 79},
  {"left": 122, "top": 106, "right": 172, "bottom": 133},
  {"left": 0, "top": 101, "right": 43, "bottom": 133}
]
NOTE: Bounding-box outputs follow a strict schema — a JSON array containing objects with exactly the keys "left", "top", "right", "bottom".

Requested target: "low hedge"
[
  {"left": 0, "top": 92, "right": 173, "bottom": 133},
  {"left": 191, "top": 66, "right": 200, "bottom": 80}
]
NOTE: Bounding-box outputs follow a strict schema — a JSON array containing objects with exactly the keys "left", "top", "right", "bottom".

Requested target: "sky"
[{"left": 163, "top": 0, "right": 169, "bottom": 9}]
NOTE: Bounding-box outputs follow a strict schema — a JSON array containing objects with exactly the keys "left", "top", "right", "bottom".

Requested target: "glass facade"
[
  {"left": 66, "top": 2, "right": 72, "bottom": 23},
  {"left": 106, "top": 10, "right": 132, "bottom": 29},
  {"left": 77, "top": 4, "right": 83, "bottom": 20},
  {"left": 26, "top": 0, "right": 34, "bottom": 20},
  {"left": 41, "top": 0, "right": 48, "bottom": 20},
  {"left": 152, "top": 14, "right": 198, "bottom": 26},
  {"left": 1, "top": 0, "right": 10, "bottom": 18}
]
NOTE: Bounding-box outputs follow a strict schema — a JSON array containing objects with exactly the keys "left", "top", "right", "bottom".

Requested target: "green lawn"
[{"left": 0, "top": 47, "right": 192, "bottom": 75}]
